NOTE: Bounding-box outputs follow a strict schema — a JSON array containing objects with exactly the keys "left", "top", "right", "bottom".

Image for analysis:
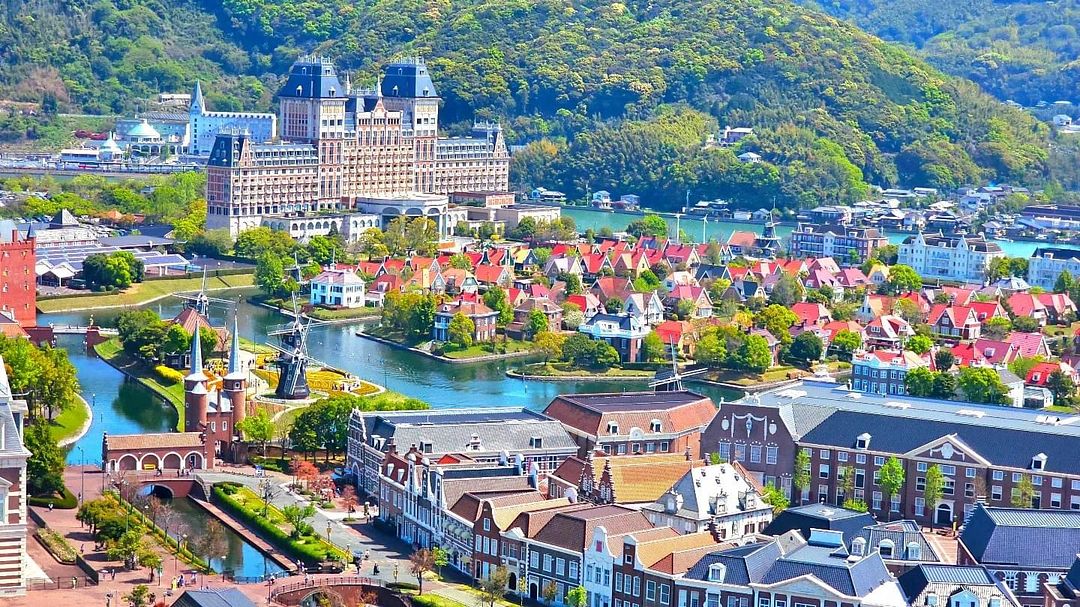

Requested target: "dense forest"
[
  {"left": 0, "top": 0, "right": 1066, "bottom": 210},
  {"left": 801, "top": 0, "right": 1080, "bottom": 106}
]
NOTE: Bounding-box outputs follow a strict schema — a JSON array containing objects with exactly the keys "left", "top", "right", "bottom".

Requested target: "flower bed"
[{"left": 35, "top": 528, "right": 77, "bottom": 564}]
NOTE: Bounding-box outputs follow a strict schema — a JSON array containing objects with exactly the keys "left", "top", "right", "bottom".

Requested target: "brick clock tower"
[{"left": 0, "top": 226, "right": 35, "bottom": 327}]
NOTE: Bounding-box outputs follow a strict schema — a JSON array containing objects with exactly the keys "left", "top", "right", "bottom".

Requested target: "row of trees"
[
  {"left": 115, "top": 309, "right": 217, "bottom": 363},
  {"left": 82, "top": 251, "right": 145, "bottom": 291},
  {"left": 286, "top": 394, "right": 428, "bottom": 461}
]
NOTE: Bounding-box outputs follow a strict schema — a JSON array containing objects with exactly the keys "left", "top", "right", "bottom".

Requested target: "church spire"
[{"left": 191, "top": 81, "right": 205, "bottom": 114}]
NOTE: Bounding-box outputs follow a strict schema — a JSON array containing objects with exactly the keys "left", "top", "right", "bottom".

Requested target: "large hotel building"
[{"left": 206, "top": 56, "right": 510, "bottom": 238}]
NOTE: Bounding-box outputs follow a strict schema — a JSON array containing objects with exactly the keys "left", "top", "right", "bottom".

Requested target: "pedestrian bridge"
[{"left": 50, "top": 325, "right": 119, "bottom": 336}]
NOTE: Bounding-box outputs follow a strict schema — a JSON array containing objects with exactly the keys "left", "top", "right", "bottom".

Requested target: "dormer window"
[
  {"left": 530, "top": 436, "right": 543, "bottom": 449},
  {"left": 926, "top": 594, "right": 938, "bottom": 607},
  {"left": 906, "top": 541, "right": 922, "bottom": 560},
  {"left": 878, "top": 538, "right": 894, "bottom": 558},
  {"left": 1032, "top": 453, "right": 1047, "bottom": 471},
  {"left": 608, "top": 422, "right": 619, "bottom": 434},
  {"left": 851, "top": 537, "right": 866, "bottom": 556},
  {"left": 708, "top": 563, "right": 726, "bottom": 582},
  {"left": 856, "top": 433, "right": 871, "bottom": 450},
  {"left": 989, "top": 598, "right": 1001, "bottom": 607},
  {"left": 651, "top": 419, "right": 662, "bottom": 433}
]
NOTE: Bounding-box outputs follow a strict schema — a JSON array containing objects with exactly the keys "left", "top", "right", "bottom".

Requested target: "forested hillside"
[
  {"left": 0, "top": 0, "right": 1062, "bottom": 210},
  {"left": 802, "top": 0, "right": 1080, "bottom": 106}
]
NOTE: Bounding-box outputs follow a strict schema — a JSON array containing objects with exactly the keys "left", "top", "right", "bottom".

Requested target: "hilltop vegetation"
[
  {"left": 802, "top": 0, "right": 1080, "bottom": 106},
  {"left": 0, "top": 0, "right": 1062, "bottom": 210}
]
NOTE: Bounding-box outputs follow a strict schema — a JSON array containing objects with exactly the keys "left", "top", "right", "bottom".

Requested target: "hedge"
[
  {"left": 212, "top": 482, "right": 345, "bottom": 564},
  {"left": 248, "top": 456, "right": 289, "bottom": 473},
  {"left": 29, "top": 486, "right": 78, "bottom": 509},
  {"left": 388, "top": 582, "right": 420, "bottom": 592},
  {"left": 155, "top": 365, "right": 185, "bottom": 384}
]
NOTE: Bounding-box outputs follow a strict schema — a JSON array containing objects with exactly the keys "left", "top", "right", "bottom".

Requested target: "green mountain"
[
  {"left": 801, "top": 0, "right": 1080, "bottom": 106},
  {"left": 0, "top": 0, "right": 1060, "bottom": 210}
]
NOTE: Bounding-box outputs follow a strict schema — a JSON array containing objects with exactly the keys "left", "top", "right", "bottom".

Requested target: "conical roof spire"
[
  {"left": 191, "top": 81, "right": 205, "bottom": 113},
  {"left": 226, "top": 307, "right": 243, "bottom": 379},
  {"left": 186, "top": 324, "right": 205, "bottom": 381}
]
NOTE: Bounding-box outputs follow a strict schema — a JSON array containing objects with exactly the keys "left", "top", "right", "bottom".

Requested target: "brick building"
[
  {"left": 543, "top": 391, "right": 718, "bottom": 459},
  {"left": 703, "top": 380, "right": 1080, "bottom": 526},
  {"left": 0, "top": 223, "right": 35, "bottom": 327}
]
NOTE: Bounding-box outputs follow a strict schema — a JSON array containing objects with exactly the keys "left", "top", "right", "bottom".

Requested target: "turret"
[
  {"left": 223, "top": 310, "right": 247, "bottom": 429},
  {"left": 184, "top": 327, "right": 209, "bottom": 432},
  {"left": 190, "top": 81, "right": 205, "bottom": 115}
]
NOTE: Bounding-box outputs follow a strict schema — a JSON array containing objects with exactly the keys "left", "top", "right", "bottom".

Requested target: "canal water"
[
  {"left": 561, "top": 207, "right": 1079, "bottom": 259},
  {"left": 166, "top": 496, "right": 286, "bottom": 578}
]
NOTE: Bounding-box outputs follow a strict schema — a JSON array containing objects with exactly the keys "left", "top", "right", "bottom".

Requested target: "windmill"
[
  {"left": 265, "top": 292, "right": 325, "bottom": 399},
  {"left": 177, "top": 267, "right": 233, "bottom": 316},
  {"left": 649, "top": 341, "right": 708, "bottom": 392}
]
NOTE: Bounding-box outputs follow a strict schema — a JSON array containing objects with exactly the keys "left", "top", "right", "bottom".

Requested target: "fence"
[
  {"left": 224, "top": 570, "right": 293, "bottom": 585},
  {"left": 27, "top": 576, "right": 97, "bottom": 591}
]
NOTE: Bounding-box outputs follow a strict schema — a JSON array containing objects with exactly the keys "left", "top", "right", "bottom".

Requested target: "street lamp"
[
  {"left": 77, "top": 446, "right": 85, "bottom": 508},
  {"left": 220, "top": 556, "right": 227, "bottom": 581},
  {"left": 326, "top": 521, "right": 332, "bottom": 543}
]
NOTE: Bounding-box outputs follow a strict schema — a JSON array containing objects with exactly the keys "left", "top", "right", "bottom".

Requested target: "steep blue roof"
[
  {"left": 764, "top": 504, "right": 875, "bottom": 545},
  {"left": 381, "top": 57, "right": 439, "bottom": 98},
  {"left": 898, "top": 565, "right": 998, "bottom": 601},
  {"left": 960, "top": 504, "right": 1080, "bottom": 568},
  {"left": 279, "top": 56, "right": 345, "bottom": 99}
]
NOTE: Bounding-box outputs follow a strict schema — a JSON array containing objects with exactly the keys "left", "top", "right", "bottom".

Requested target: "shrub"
[
  {"left": 212, "top": 483, "right": 345, "bottom": 564},
  {"left": 36, "top": 528, "right": 77, "bottom": 564},
  {"left": 155, "top": 365, "right": 185, "bottom": 384},
  {"left": 388, "top": 582, "right": 421, "bottom": 592},
  {"left": 28, "top": 486, "right": 78, "bottom": 509}
]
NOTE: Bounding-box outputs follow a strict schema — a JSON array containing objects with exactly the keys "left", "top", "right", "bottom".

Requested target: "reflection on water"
[
  {"left": 166, "top": 496, "right": 285, "bottom": 578},
  {"left": 45, "top": 290, "right": 741, "bottom": 463}
]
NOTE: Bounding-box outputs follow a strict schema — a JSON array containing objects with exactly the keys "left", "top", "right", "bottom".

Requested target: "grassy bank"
[
  {"left": 306, "top": 306, "right": 381, "bottom": 321},
  {"left": 95, "top": 337, "right": 185, "bottom": 430},
  {"left": 703, "top": 361, "right": 851, "bottom": 387},
  {"left": 49, "top": 397, "right": 90, "bottom": 443},
  {"left": 440, "top": 338, "right": 534, "bottom": 360},
  {"left": 37, "top": 273, "right": 255, "bottom": 313},
  {"left": 514, "top": 362, "right": 655, "bottom": 378}
]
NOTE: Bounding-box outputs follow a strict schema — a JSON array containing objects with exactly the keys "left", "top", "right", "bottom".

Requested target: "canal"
[
  {"left": 166, "top": 496, "right": 287, "bottom": 578},
  {"left": 41, "top": 293, "right": 742, "bottom": 465},
  {"left": 560, "top": 207, "right": 1080, "bottom": 259}
]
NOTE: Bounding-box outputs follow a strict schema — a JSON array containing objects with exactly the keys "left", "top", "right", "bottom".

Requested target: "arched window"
[
  {"left": 906, "top": 541, "right": 922, "bottom": 560},
  {"left": 851, "top": 537, "right": 866, "bottom": 556},
  {"left": 878, "top": 538, "right": 895, "bottom": 558}
]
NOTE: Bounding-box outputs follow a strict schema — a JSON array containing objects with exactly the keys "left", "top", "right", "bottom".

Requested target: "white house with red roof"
[
  {"left": 1036, "top": 292, "right": 1078, "bottom": 324},
  {"left": 1025, "top": 361, "right": 1079, "bottom": 389},
  {"left": 791, "top": 302, "right": 832, "bottom": 328},
  {"left": 310, "top": 267, "right": 367, "bottom": 308},
  {"left": 1006, "top": 292, "right": 1048, "bottom": 326},
  {"left": 928, "top": 304, "right": 981, "bottom": 340},
  {"left": 863, "top": 315, "right": 914, "bottom": 349},
  {"left": 1004, "top": 331, "right": 1052, "bottom": 358}
]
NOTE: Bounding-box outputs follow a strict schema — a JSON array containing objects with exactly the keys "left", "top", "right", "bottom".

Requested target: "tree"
[
  {"left": 542, "top": 580, "right": 559, "bottom": 605},
  {"left": 24, "top": 420, "right": 64, "bottom": 496},
  {"left": 843, "top": 498, "right": 869, "bottom": 512},
  {"left": 769, "top": 273, "right": 805, "bottom": 307},
  {"left": 1047, "top": 370, "right": 1076, "bottom": 406},
  {"left": 958, "top": 366, "right": 1010, "bottom": 404},
  {"left": 761, "top": 483, "right": 790, "bottom": 515},
  {"left": 906, "top": 335, "right": 933, "bottom": 355},
  {"left": 934, "top": 349, "right": 956, "bottom": 372},
  {"left": 447, "top": 313, "right": 476, "bottom": 348},
  {"left": 480, "top": 565, "right": 511, "bottom": 607},
  {"left": 633, "top": 269, "right": 662, "bottom": 291},
  {"left": 124, "top": 584, "right": 151, "bottom": 607},
  {"left": 923, "top": 464, "right": 945, "bottom": 518},
  {"left": 1011, "top": 474, "right": 1036, "bottom": 508},
  {"left": 410, "top": 548, "right": 436, "bottom": 594},
  {"left": 879, "top": 456, "right": 905, "bottom": 520},
  {"left": 107, "top": 528, "right": 146, "bottom": 569},
  {"left": 642, "top": 332, "right": 666, "bottom": 362},
  {"left": 281, "top": 504, "right": 316, "bottom": 539},
  {"left": 449, "top": 253, "right": 473, "bottom": 270},
  {"left": 567, "top": 586, "right": 588, "bottom": 607},
  {"left": 1056, "top": 270, "right": 1075, "bottom": 294},
  {"left": 737, "top": 334, "right": 773, "bottom": 372},
  {"left": 525, "top": 308, "right": 550, "bottom": 338},
  {"left": 932, "top": 372, "right": 958, "bottom": 399},
  {"left": 606, "top": 296, "right": 624, "bottom": 314},
  {"left": 137, "top": 547, "right": 162, "bottom": 582},
  {"left": 431, "top": 546, "right": 449, "bottom": 578},
  {"left": 236, "top": 407, "right": 274, "bottom": 455},
  {"left": 563, "top": 273, "right": 583, "bottom": 295},
  {"left": 983, "top": 317, "right": 1012, "bottom": 340},
  {"left": 788, "top": 332, "right": 823, "bottom": 365},
  {"left": 627, "top": 214, "right": 668, "bottom": 238},
  {"left": 793, "top": 450, "right": 811, "bottom": 502},
  {"left": 756, "top": 305, "right": 798, "bottom": 344},
  {"left": 533, "top": 331, "right": 566, "bottom": 362},
  {"left": 1009, "top": 355, "right": 1045, "bottom": 381},
  {"left": 561, "top": 302, "right": 585, "bottom": 330},
  {"left": 83, "top": 251, "right": 140, "bottom": 291},
  {"left": 893, "top": 298, "right": 923, "bottom": 325},
  {"left": 675, "top": 298, "right": 695, "bottom": 320},
  {"left": 831, "top": 330, "right": 862, "bottom": 361},
  {"left": 884, "top": 264, "right": 922, "bottom": 295},
  {"left": 904, "top": 367, "right": 935, "bottom": 398},
  {"left": 1012, "top": 315, "right": 1040, "bottom": 333},
  {"left": 483, "top": 286, "right": 514, "bottom": 326},
  {"left": 255, "top": 252, "right": 286, "bottom": 296}
]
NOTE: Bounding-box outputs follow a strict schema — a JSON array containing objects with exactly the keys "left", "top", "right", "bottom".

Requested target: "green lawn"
[
  {"left": 37, "top": 273, "right": 254, "bottom": 312},
  {"left": 442, "top": 338, "right": 535, "bottom": 359},
  {"left": 306, "top": 306, "right": 381, "bottom": 321},
  {"left": 516, "top": 362, "right": 654, "bottom": 377},
  {"left": 95, "top": 337, "right": 185, "bottom": 430},
  {"left": 48, "top": 397, "right": 90, "bottom": 443}
]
